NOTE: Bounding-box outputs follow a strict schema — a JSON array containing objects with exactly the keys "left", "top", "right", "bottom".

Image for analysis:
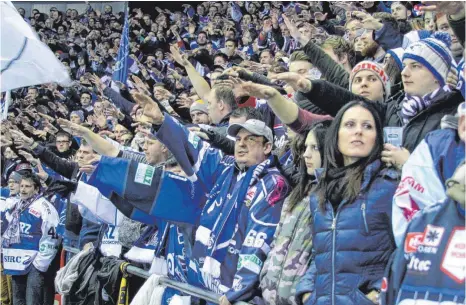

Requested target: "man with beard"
[{"left": 390, "top": 2, "right": 413, "bottom": 34}]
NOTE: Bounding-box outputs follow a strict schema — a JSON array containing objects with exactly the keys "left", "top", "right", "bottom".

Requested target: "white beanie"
[{"left": 403, "top": 32, "right": 453, "bottom": 87}]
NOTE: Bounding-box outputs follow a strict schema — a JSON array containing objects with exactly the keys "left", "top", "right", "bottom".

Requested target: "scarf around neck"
[
  {"left": 401, "top": 85, "right": 451, "bottom": 125},
  {"left": 3, "top": 194, "right": 40, "bottom": 247}
]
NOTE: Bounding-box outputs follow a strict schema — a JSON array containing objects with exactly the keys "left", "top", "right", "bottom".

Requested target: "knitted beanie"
[
  {"left": 403, "top": 32, "right": 453, "bottom": 86},
  {"left": 404, "top": 30, "right": 432, "bottom": 45},
  {"left": 386, "top": 48, "right": 405, "bottom": 70},
  {"left": 8, "top": 171, "right": 22, "bottom": 183},
  {"left": 190, "top": 100, "right": 209, "bottom": 115},
  {"left": 349, "top": 60, "right": 391, "bottom": 101}
]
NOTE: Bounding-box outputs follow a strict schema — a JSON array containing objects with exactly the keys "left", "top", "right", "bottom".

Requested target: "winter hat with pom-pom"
[{"left": 403, "top": 32, "right": 453, "bottom": 86}]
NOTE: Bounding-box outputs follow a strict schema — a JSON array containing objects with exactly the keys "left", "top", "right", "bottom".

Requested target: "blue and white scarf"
[
  {"left": 2, "top": 194, "right": 40, "bottom": 247},
  {"left": 401, "top": 85, "right": 451, "bottom": 124}
]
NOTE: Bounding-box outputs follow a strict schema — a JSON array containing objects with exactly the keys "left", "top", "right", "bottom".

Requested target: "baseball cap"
[{"left": 227, "top": 119, "right": 273, "bottom": 143}]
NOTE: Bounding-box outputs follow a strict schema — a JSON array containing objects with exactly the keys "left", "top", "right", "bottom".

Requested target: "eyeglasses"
[{"left": 235, "top": 135, "right": 265, "bottom": 146}]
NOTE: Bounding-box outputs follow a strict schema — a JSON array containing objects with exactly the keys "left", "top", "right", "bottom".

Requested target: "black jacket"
[
  {"left": 302, "top": 40, "right": 350, "bottom": 89},
  {"left": 296, "top": 80, "right": 463, "bottom": 152}
]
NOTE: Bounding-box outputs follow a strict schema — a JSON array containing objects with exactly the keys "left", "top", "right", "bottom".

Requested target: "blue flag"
[
  {"left": 112, "top": 5, "right": 130, "bottom": 83},
  {"left": 88, "top": 156, "right": 207, "bottom": 226}
]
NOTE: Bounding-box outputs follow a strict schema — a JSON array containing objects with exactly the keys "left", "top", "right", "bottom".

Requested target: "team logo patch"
[
  {"left": 404, "top": 232, "right": 423, "bottom": 253},
  {"left": 422, "top": 225, "right": 444, "bottom": 247},
  {"left": 441, "top": 227, "right": 465, "bottom": 283},
  {"left": 134, "top": 163, "right": 155, "bottom": 186}
]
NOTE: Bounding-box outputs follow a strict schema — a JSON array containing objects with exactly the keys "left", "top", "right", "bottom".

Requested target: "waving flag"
[
  {"left": 112, "top": 4, "right": 130, "bottom": 84},
  {"left": 1, "top": 1, "right": 71, "bottom": 92}
]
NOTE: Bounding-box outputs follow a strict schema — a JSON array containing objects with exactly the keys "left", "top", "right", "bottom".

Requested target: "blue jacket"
[
  {"left": 154, "top": 115, "right": 290, "bottom": 302},
  {"left": 296, "top": 160, "right": 399, "bottom": 305},
  {"left": 381, "top": 199, "right": 465, "bottom": 304}
]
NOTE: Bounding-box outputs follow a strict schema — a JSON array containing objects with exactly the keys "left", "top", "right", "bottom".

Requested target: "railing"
[{"left": 63, "top": 246, "right": 221, "bottom": 304}]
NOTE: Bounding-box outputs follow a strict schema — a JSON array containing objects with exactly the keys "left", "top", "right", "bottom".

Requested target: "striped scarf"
[
  {"left": 401, "top": 85, "right": 451, "bottom": 124},
  {"left": 2, "top": 195, "right": 39, "bottom": 247}
]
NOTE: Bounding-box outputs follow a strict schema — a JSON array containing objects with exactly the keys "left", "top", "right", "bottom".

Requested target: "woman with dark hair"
[
  {"left": 296, "top": 101, "right": 399, "bottom": 305},
  {"left": 261, "top": 120, "right": 332, "bottom": 305}
]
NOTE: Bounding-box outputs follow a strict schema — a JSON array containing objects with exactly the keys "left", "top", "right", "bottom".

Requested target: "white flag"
[{"left": 0, "top": 1, "right": 72, "bottom": 92}]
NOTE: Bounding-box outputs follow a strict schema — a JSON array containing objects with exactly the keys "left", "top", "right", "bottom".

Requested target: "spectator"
[
  {"left": 2, "top": 173, "right": 60, "bottom": 305},
  {"left": 296, "top": 101, "right": 399, "bottom": 305},
  {"left": 392, "top": 102, "right": 466, "bottom": 246},
  {"left": 381, "top": 161, "right": 465, "bottom": 305},
  {"left": 260, "top": 120, "right": 332, "bottom": 305},
  {"left": 190, "top": 100, "right": 211, "bottom": 125},
  {"left": 51, "top": 131, "right": 75, "bottom": 159}
]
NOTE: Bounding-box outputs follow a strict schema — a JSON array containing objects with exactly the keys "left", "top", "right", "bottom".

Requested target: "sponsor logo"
[
  {"left": 404, "top": 232, "right": 423, "bottom": 253},
  {"left": 381, "top": 277, "right": 388, "bottom": 292},
  {"left": 441, "top": 228, "right": 465, "bottom": 283},
  {"left": 352, "top": 62, "right": 388, "bottom": 82},
  {"left": 4, "top": 256, "right": 23, "bottom": 263},
  {"left": 167, "top": 173, "right": 187, "bottom": 181},
  {"left": 416, "top": 245, "right": 438, "bottom": 255},
  {"left": 407, "top": 255, "right": 431, "bottom": 273},
  {"left": 28, "top": 208, "right": 40, "bottom": 218},
  {"left": 188, "top": 132, "right": 200, "bottom": 149},
  {"left": 19, "top": 222, "right": 31, "bottom": 235},
  {"left": 228, "top": 246, "right": 240, "bottom": 255},
  {"left": 237, "top": 254, "right": 263, "bottom": 274},
  {"left": 232, "top": 276, "right": 243, "bottom": 292},
  {"left": 395, "top": 176, "right": 425, "bottom": 195},
  {"left": 134, "top": 163, "right": 155, "bottom": 186},
  {"left": 422, "top": 225, "right": 444, "bottom": 247}
]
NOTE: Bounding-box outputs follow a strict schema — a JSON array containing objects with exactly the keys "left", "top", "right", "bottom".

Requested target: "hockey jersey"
[
  {"left": 382, "top": 199, "right": 465, "bottom": 304},
  {"left": 392, "top": 128, "right": 465, "bottom": 246},
  {"left": 2, "top": 196, "right": 60, "bottom": 275}
]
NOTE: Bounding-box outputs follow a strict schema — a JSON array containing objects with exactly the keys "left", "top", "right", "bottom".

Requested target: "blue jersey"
[
  {"left": 382, "top": 199, "right": 465, "bottom": 304},
  {"left": 2, "top": 196, "right": 60, "bottom": 275}
]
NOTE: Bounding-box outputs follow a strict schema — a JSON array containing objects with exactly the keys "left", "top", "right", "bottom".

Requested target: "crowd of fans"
[{"left": 1, "top": 1, "right": 465, "bottom": 305}]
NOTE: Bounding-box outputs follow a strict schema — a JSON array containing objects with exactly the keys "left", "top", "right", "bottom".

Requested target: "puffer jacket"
[
  {"left": 260, "top": 195, "right": 314, "bottom": 305},
  {"left": 296, "top": 160, "right": 399, "bottom": 305}
]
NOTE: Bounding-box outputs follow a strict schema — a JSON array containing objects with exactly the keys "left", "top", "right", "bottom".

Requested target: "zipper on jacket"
[
  {"left": 361, "top": 203, "right": 369, "bottom": 234},
  {"left": 330, "top": 209, "right": 339, "bottom": 305}
]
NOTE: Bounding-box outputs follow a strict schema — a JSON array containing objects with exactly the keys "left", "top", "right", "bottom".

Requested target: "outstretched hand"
[
  {"left": 270, "top": 72, "right": 313, "bottom": 93},
  {"left": 57, "top": 118, "right": 89, "bottom": 137},
  {"left": 132, "top": 93, "right": 164, "bottom": 125}
]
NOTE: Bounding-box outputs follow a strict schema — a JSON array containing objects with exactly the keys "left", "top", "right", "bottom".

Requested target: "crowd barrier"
[{"left": 62, "top": 246, "right": 222, "bottom": 304}]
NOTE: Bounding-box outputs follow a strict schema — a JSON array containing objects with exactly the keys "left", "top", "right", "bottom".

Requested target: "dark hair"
[
  {"left": 56, "top": 131, "right": 72, "bottom": 142},
  {"left": 230, "top": 107, "right": 263, "bottom": 121},
  {"left": 316, "top": 101, "right": 384, "bottom": 209},
  {"left": 21, "top": 173, "right": 41, "bottom": 190},
  {"left": 260, "top": 48, "right": 274, "bottom": 57},
  {"left": 214, "top": 53, "right": 229, "bottom": 62},
  {"left": 287, "top": 120, "right": 332, "bottom": 211},
  {"left": 225, "top": 38, "right": 237, "bottom": 47}
]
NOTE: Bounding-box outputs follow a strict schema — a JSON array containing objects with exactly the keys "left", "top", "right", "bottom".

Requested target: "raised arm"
[
  {"left": 57, "top": 118, "right": 119, "bottom": 157},
  {"left": 170, "top": 45, "right": 212, "bottom": 102}
]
